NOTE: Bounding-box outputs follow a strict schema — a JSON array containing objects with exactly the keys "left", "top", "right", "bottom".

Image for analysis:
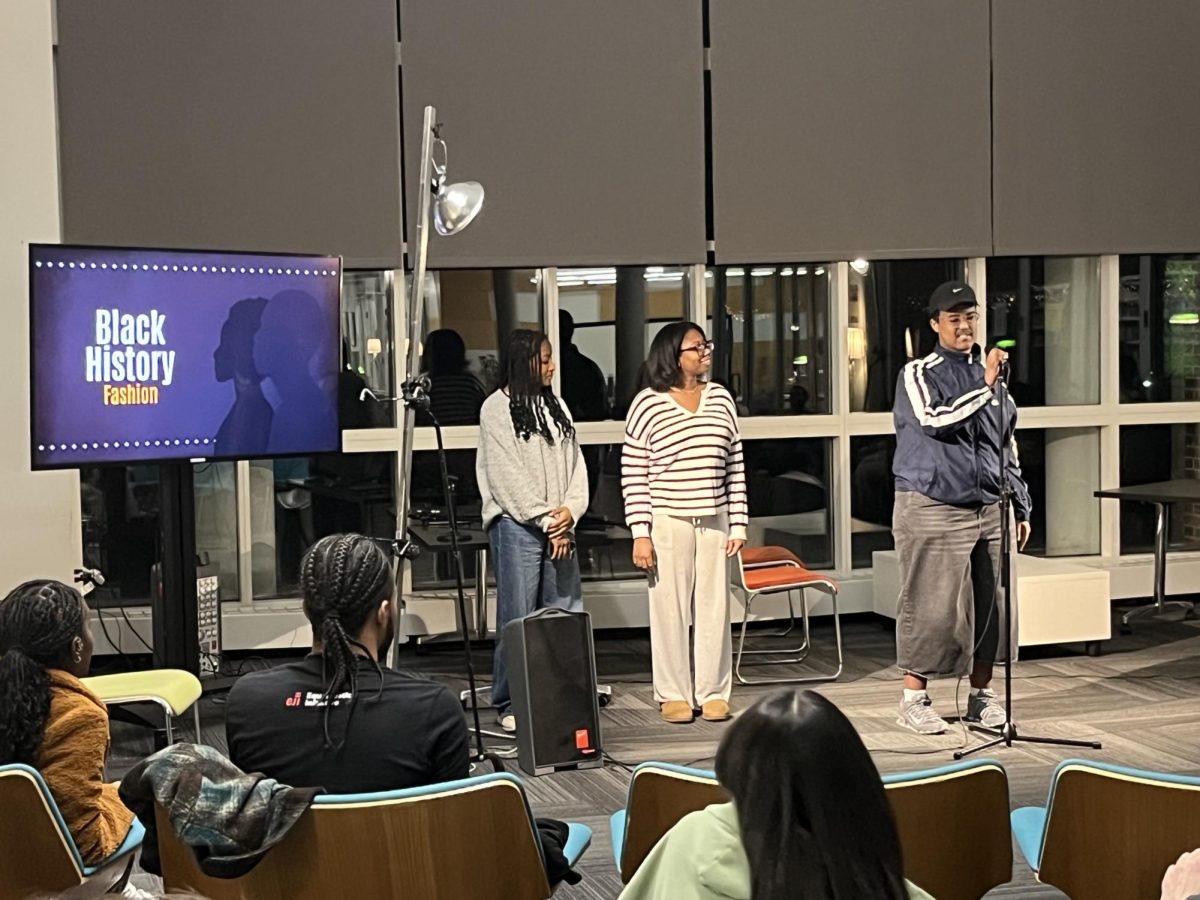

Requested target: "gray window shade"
[
  {"left": 400, "top": 0, "right": 706, "bottom": 268},
  {"left": 992, "top": 1, "right": 1200, "bottom": 255},
  {"left": 56, "top": 1, "right": 403, "bottom": 269},
  {"left": 708, "top": 0, "right": 991, "bottom": 264}
]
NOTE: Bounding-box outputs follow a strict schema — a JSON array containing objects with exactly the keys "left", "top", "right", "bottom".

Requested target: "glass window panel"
[
  {"left": 340, "top": 270, "right": 395, "bottom": 427},
  {"left": 80, "top": 461, "right": 240, "bottom": 604},
  {"left": 986, "top": 257, "right": 1101, "bottom": 406},
  {"left": 1119, "top": 424, "right": 1200, "bottom": 554},
  {"left": 558, "top": 266, "right": 689, "bottom": 420},
  {"left": 408, "top": 447, "right": 486, "bottom": 590},
  {"left": 251, "top": 452, "right": 395, "bottom": 599},
  {"left": 1015, "top": 428, "right": 1100, "bottom": 557},
  {"left": 744, "top": 437, "right": 833, "bottom": 568},
  {"left": 848, "top": 428, "right": 1101, "bottom": 566},
  {"left": 407, "top": 442, "right": 657, "bottom": 586},
  {"left": 418, "top": 269, "right": 542, "bottom": 416},
  {"left": 706, "top": 265, "right": 832, "bottom": 415},
  {"left": 1118, "top": 255, "right": 1200, "bottom": 403},
  {"left": 193, "top": 461, "right": 240, "bottom": 599},
  {"left": 849, "top": 258, "right": 965, "bottom": 412},
  {"left": 575, "top": 442, "right": 642, "bottom": 582},
  {"left": 407, "top": 443, "right": 643, "bottom": 587},
  {"left": 573, "top": 438, "right": 834, "bottom": 580},
  {"left": 850, "top": 436, "right": 897, "bottom": 569},
  {"left": 80, "top": 465, "right": 161, "bottom": 604}
]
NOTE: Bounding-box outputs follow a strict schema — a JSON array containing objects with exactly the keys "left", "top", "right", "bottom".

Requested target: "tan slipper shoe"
[
  {"left": 701, "top": 699, "right": 732, "bottom": 722},
  {"left": 660, "top": 700, "right": 695, "bottom": 724}
]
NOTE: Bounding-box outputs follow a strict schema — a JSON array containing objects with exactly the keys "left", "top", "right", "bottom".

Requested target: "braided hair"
[
  {"left": 0, "top": 580, "right": 87, "bottom": 766},
  {"left": 299, "top": 534, "right": 393, "bottom": 749},
  {"left": 500, "top": 329, "right": 575, "bottom": 445}
]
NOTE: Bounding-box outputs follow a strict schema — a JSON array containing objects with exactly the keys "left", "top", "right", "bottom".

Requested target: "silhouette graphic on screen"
[
  {"left": 254, "top": 290, "right": 335, "bottom": 452},
  {"left": 214, "top": 297, "right": 273, "bottom": 457}
]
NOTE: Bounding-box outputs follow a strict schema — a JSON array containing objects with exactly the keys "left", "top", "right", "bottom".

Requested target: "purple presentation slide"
[{"left": 29, "top": 245, "right": 342, "bottom": 469}]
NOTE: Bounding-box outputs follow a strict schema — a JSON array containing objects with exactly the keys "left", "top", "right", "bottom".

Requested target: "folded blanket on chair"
[{"left": 119, "top": 742, "right": 322, "bottom": 878}]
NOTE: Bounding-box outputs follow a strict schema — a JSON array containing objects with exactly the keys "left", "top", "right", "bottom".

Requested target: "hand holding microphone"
[{"left": 984, "top": 346, "right": 1010, "bottom": 387}]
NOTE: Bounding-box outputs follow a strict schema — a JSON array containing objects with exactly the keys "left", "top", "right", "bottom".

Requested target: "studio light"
[
  {"left": 393, "top": 106, "right": 497, "bottom": 772},
  {"left": 431, "top": 136, "right": 485, "bottom": 236}
]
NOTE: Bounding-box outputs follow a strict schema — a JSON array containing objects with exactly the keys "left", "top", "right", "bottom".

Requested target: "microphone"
[
  {"left": 74, "top": 567, "right": 105, "bottom": 587},
  {"left": 400, "top": 375, "right": 433, "bottom": 410},
  {"left": 74, "top": 567, "right": 105, "bottom": 598}
]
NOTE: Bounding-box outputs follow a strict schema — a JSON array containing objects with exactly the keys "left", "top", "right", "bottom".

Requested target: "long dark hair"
[
  {"left": 500, "top": 329, "right": 575, "bottom": 445},
  {"left": 715, "top": 690, "right": 907, "bottom": 900},
  {"left": 0, "top": 581, "right": 87, "bottom": 766},
  {"left": 299, "top": 534, "right": 393, "bottom": 749},
  {"left": 644, "top": 321, "right": 706, "bottom": 392}
]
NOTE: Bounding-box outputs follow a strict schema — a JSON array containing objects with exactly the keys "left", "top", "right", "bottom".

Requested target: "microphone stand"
[
  {"left": 394, "top": 379, "right": 505, "bottom": 773},
  {"left": 955, "top": 360, "right": 1101, "bottom": 759}
]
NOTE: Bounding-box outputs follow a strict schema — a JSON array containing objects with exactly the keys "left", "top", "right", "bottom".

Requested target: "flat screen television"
[{"left": 29, "top": 244, "right": 342, "bottom": 470}]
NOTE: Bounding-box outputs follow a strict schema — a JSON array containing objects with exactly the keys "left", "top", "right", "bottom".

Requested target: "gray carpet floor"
[{"left": 105, "top": 602, "right": 1200, "bottom": 899}]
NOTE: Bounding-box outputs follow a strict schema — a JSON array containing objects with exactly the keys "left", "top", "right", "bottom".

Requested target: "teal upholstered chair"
[
  {"left": 0, "top": 763, "right": 145, "bottom": 900},
  {"left": 158, "top": 771, "right": 591, "bottom": 900},
  {"left": 1012, "top": 758, "right": 1200, "bottom": 900}
]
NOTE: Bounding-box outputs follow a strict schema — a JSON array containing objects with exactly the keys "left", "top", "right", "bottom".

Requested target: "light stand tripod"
[
  {"left": 955, "top": 362, "right": 1102, "bottom": 760},
  {"left": 385, "top": 104, "right": 497, "bottom": 769},
  {"left": 396, "top": 379, "right": 505, "bottom": 772}
]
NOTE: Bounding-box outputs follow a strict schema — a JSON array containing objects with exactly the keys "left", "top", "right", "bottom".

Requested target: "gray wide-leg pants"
[{"left": 893, "top": 491, "right": 1018, "bottom": 678}]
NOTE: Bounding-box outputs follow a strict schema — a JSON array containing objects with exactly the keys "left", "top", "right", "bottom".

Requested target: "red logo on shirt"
[{"left": 285, "top": 691, "right": 302, "bottom": 707}]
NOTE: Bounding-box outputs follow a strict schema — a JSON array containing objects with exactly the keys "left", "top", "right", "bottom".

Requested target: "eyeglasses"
[{"left": 680, "top": 340, "right": 715, "bottom": 356}]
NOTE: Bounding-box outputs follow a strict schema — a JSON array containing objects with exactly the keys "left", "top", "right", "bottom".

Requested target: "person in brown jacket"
[{"left": 0, "top": 579, "right": 135, "bottom": 865}]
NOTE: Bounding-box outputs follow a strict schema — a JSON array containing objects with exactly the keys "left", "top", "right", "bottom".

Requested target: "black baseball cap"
[{"left": 928, "top": 280, "right": 977, "bottom": 315}]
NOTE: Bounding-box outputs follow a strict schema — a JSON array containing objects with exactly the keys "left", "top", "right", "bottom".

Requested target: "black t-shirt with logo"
[{"left": 224, "top": 655, "right": 470, "bottom": 794}]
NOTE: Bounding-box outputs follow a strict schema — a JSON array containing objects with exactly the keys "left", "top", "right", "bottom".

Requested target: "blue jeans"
[{"left": 490, "top": 516, "right": 583, "bottom": 714}]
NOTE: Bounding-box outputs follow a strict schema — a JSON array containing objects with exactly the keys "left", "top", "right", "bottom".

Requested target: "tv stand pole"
[{"left": 154, "top": 461, "right": 199, "bottom": 676}]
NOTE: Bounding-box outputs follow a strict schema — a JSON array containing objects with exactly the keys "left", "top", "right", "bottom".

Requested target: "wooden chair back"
[
  {"left": 885, "top": 760, "right": 1012, "bottom": 900},
  {"left": 619, "top": 764, "right": 729, "bottom": 883},
  {"left": 0, "top": 765, "right": 87, "bottom": 900},
  {"left": 1038, "top": 762, "right": 1200, "bottom": 900},
  {"left": 158, "top": 774, "right": 553, "bottom": 900}
]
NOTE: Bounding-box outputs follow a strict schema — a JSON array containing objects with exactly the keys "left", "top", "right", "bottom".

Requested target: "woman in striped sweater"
[{"left": 622, "top": 322, "right": 747, "bottom": 724}]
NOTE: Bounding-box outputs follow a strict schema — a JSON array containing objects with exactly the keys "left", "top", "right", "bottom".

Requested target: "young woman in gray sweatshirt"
[{"left": 476, "top": 329, "right": 589, "bottom": 733}]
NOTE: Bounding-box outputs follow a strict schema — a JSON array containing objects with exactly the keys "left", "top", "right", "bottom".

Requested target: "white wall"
[{"left": 0, "top": 2, "right": 82, "bottom": 586}]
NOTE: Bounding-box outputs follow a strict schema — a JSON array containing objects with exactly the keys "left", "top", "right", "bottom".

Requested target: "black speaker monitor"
[{"left": 505, "top": 608, "right": 603, "bottom": 776}]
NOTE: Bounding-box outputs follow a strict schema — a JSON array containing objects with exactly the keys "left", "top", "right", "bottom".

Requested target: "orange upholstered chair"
[{"left": 731, "top": 545, "right": 842, "bottom": 684}]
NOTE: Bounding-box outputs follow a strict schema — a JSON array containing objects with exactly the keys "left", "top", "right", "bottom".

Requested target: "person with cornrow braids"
[
  {"left": 0, "top": 580, "right": 136, "bottom": 866},
  {"left": 225, "top": 533, "right": 469, "bottom": 793},
  {"left": 477, "top": 328, "right": 589, "bottom": 735}
]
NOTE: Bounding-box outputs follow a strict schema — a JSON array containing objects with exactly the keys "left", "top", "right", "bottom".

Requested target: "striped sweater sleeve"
[
  {"left": 725, "top": 426, "right": 749, "bottom": 541},
  {"left": 621, "top": 391, "right": 654, "bottom": 539}
]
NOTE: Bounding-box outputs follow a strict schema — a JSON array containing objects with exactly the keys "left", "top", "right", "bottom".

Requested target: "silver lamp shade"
[{"left": 433, "top": 180, "right": 485, "bottom": 236}]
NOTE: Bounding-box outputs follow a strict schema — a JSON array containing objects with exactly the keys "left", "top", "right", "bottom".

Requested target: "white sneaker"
[
  {"left": 897, "top": 693, "right": 948, "bottom": 735},
  {"left": 497, "top": 713, "right": 516, "bottom": 734},
  {"left": 966, "top": 688, "right": 1007, "bottom": 729}
]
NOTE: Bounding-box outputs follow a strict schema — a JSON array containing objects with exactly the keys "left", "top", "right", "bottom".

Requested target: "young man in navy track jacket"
[{"left": 891, "top": 281, "right": 1033, "bottom": 735}]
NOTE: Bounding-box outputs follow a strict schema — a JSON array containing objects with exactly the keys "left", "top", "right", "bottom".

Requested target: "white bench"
[{"left": 872, "top": 550, "right": 1112, "bottom": 653}]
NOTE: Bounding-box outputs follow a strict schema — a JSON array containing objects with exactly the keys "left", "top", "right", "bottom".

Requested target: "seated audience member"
[
  {"left": 226, "top": 533, "right": 584, "bottom": 887},
  {"left": 620, "top": 689, "right": 934, "bottom": 900},
  {"left": 226, "top": 533, "right": 469, "bottom": 792},
  {"left": 1162, "top": 848, "right": 1200, "bottom": 900},
  {"left": 0, "top": 580, "right": 137, "bottom": 867}
]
